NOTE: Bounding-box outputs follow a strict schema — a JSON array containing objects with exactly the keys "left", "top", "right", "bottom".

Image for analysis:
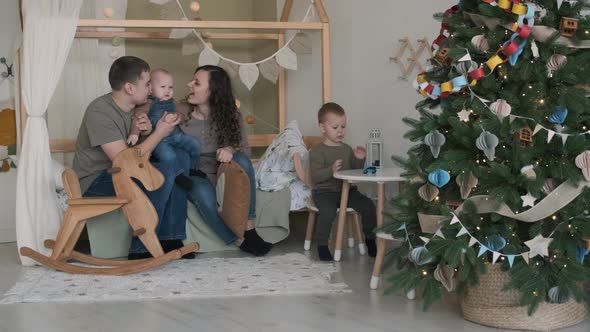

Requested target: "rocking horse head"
[{"left": 110, "top": 147, "right": 164, "bottom": 191}]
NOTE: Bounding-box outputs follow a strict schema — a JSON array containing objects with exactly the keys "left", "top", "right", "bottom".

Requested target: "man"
[{"left": 73, "top": 56, "right": 191, "bottom": 259}]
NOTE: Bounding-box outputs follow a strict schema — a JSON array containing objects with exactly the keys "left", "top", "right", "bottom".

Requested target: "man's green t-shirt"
[{"left": 73, "top": 93, "right": 134, "bottom": 193}]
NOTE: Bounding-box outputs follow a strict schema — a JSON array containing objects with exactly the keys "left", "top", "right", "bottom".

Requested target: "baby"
[{"left": 128, "top": 69, "right": 201, "bottom": 189}]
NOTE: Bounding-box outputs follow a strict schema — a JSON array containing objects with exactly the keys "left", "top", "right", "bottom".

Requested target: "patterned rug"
[{"left": 0, "top": 253, "right": 349, "bottom": 304}]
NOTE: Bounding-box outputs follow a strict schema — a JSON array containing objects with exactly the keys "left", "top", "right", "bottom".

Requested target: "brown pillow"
[{"left": 217, "top": 161, "right": 250, "bottom": 239}]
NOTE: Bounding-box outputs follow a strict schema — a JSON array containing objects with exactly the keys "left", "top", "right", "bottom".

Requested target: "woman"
[{"left": 177, "top": 65, "right": 272, "bottom": 256}]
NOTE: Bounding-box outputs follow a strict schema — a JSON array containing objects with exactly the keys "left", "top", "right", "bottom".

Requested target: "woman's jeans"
[{"left": 186, "top": 152, "right": 256, "bottom": 244}]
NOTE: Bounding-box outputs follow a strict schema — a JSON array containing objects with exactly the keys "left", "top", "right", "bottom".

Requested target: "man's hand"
[
  {"left": 127, "top": 134, "right": 139, "bottom": 146},
  {"left": 216, "top": 147, "right": 234, "bottom": 163},
  {"left": 332, "top": 159, "right": 343, "bottom": 173},
  {"left": 354, "top": 146, "right": 366, "bottom": 159},
  {"left": 135, "top": 113, "right": 152, "bottom": 134}
]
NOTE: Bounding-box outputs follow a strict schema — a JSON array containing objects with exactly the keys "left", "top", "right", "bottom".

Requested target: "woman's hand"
[
  {"left": 216, "top": 147, "right": 234, "bottom": 163},
  {"left": 354, "top": 146, "right": 367, "bottom": 159}
]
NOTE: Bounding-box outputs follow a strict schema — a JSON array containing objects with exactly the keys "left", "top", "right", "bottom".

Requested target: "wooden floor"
[{"left": 0, "top": 217, "right": 588, "bottom": 332}]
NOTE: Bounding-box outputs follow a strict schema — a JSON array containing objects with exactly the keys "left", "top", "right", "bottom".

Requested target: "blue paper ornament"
[
  {"left": 548, "top": 106, "right": 568, "bottom": 124},
  {"left": 485, "top": 234, "right": 507, "bottom": 252},
  {"left": 428, "top": 169, "right": 450, "bottom": 188},
  {"left": 578, "top": 246, "right": 589, "bottom": 264}
]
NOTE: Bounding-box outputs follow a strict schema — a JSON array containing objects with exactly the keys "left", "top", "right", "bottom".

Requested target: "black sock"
[
  {"left": 366, "top": 238, "right": 377, "bottom": 257},
  {"left": 175, "top": 174, "right": 193, "bottom": 191},
  {"left": 317, "top": 245, "right": 333, "bottom": 261},
  {"left": 239, "top": 237, "right": 258, "bottom": 256},
  {"left": 161, "top": 239, "right": 196, "bottom": 259},
  {"left": 244, "top": 229, "right": 272, "bottom": 255}
]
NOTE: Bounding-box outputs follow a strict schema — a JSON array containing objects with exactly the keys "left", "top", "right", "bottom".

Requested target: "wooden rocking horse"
[{"left": 20, "top": 147, "right": 200, "bottom": 275}]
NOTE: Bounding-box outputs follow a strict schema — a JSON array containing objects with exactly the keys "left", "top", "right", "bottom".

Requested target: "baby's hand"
[
  {"left": 163, "top": 112, "right": 179, "bottom": 124},
  {"left": 354, "top": 146, "right": 366, "bottom": 159},
  {"left": 331, "top": 159, "right": 343, "bottom": 173},
  {"left": 127, "top": 134, "right": 139, "bottom": 146}
]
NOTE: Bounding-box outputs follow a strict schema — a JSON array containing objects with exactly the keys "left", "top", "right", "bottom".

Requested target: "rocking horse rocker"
[{"left": 20, "top": 147, "right": 200, "bottom": 275}]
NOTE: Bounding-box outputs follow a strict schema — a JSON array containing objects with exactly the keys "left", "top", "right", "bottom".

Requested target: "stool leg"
[
  {"left": 370, "top": 238, "right": 387, "bottom": 289},
  {"left": 353, "top": 213, "right": 366, "bottom": 255},
  {"left": 304, "top": 211, "right": 316, "bottom": 251},
  {"left": 346, "top": 215, "right": 355, "bottom": 248}
]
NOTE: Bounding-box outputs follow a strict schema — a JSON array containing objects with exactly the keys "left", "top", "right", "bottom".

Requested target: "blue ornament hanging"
[
  {"left": 578, "top": 246, "right": 589, "bottom": 264},
  {"left": 428, "top": 169, "right": 450, "bottom": 188},
  {"left": 548, "top": 106, "right": 568, "bottom": 124},
  {"left": 485, "top": 234, "right": 507, "bottom": 252}
]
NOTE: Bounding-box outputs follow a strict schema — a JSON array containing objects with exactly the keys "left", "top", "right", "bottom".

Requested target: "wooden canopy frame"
[{"left": 19, "top": 0, "right": 331, "bottom": 153}]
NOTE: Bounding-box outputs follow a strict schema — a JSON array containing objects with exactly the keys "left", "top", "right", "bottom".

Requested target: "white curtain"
[{"left": 16, "top": 0, "right": 82, "bottom": 266}]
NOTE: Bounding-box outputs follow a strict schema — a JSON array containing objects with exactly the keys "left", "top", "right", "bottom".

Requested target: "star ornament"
[
  {"left": 525, "top": 234, "right": 553, "bottom": 258},
  {"left": 457, "top": 109, "right": 471, "bottom": 122},
  {"left": 521, "top": 192, "right": 537, "bottom": 208}
]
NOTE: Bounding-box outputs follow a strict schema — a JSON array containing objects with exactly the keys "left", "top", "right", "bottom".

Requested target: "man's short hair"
[
  {"left": 108, "top": 56, "right": 150, "bottom": 91},
  {"left": 318, "top": 102, "right": 346, "bottom": 123}
]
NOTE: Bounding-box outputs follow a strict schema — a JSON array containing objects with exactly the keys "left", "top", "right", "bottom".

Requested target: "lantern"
[{"left": 366, "top": 129, "right": 383, "bottom": 168}]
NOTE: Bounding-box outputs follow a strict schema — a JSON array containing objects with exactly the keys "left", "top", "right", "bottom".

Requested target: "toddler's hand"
[
  {"left": 354, "top": 146, "right": 366, "bottom": 159},
  {"left": 332, "top": 159, "right": 343, "bottom": 173},
  {"left": 127, "top": 134, "right": 139, "bottom": 146}
]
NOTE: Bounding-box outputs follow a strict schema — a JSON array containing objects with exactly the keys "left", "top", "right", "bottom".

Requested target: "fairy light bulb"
[{"left": 190, "top": 1, "right": 201, "bottom": 12}]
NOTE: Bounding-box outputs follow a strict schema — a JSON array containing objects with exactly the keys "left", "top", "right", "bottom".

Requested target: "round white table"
[{"left": 333, "top": 167, "right": 406, "bottom": 289}]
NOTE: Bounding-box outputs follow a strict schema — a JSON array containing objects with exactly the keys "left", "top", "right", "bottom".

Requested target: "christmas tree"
[{"left": 385, "top": 0, "right": 590, "bottom": 314}]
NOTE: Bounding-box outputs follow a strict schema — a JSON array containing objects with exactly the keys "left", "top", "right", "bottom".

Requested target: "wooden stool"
[{"left": 370, "top": 230, "right": 415, "bottom": 300}]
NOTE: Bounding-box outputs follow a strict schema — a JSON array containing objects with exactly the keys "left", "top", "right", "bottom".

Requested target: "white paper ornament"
[
  {"left": 239, "top": 64, "right": 260, "bottom": 90},
  {"left": 434, "top": 263, "right": 456, "bottom": 292},
  {"left": 489, "top": 99, "right": 512, "bottom": 120},
  {"left": 424, "top": 130, "right": 446, "bottom": 158},
  {"left": 455, "top": 60, "right": 478, "bottom": 74},
  {"left": 543, "top": 178, "right": 557, "bottom": 194},
  {"left": 547, "top": 54, "right": 567, "bottom": 72},
  {"left": 471, "top": 35, "right": 490, "bottom": 52},
  {"left": 418, "top": 183, "right": 439, "bottom": 202},
  {"left": 575, "top": 150, "right": 590, "bottom": 181},
  {"left": 276, "top": 47, "right": 298, "bottom": 70},
  {"left": 108, "top": 48, "right": 118, "bottom": 59},
  {"left": 548, "top": 286, "right": 570, "bottom": 304},
  {"left": 476, "top": 131, "right": 499, "bottom": 160},
  {"left": 409, "top": 247, "right": 433, "bottom": 265},
  {"left": 520, "top": 165, "right": 536, "bottom": 180},
  {"left": 456, "top": 172, "right": 478, "bottom": 199}
]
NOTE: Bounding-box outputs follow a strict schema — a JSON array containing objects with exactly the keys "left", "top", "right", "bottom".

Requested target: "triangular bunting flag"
[
  {"left": 557, "top": 0, "right": 564, "bottom": 10},
  {"left": 289, "top": 32, "right": 312, "bottom": 54},
  {"left": 435, "top": 229, "right": 445, "bottom": 239},
  {"left": 456, "top": 227, "right": 469, "bottom": 237},
  {"left": 522, "top": 252, "right": 530, "bottom": 264},
  {"left": 533, "top": 124, "right": 543, "bottom": 135},
  {"left": 547, "top": 130, "right": 556, "bottom": 143},
  {"left": 458, "top": 53, "right": 472, "bottom": 62},
  {"left": 478, "top": 245, "right": 488, "bottom": 257},
  {"left": 507, "top": 255, "right": 516, "bottom": 267},
  {"left": 238, "top": 64, "right": 260, "bottom": 90},
  {"left": 182, "top": 37, "right": 203, "bottom": 56},
  {"left": 276, "top": 47, "right": 298, "bottom": 70},
  {"left": 419, "top": 236, "right": 430, "bottom": 244},
  {"left": 219, "top": 60, "right": 239, "bottom": 81},
  {"left": 259, "top": 58, "right": 280, "bottom": 84},
  {"left": 509, "top": 115, "right": 517, "bottom": 123},
  {"left": 561, "top": 134, "right": 568, "bottom": 146},
  {"left": 492, "top": 252, "right": 501, "bottom": 264},
  {"left": 450, "top": 214, "right": 460, "bottom": 224},
  {"left": 396, "top": 223, "right": 407, "bottom": 231},
  {"left": 468, "top": 237, "right": 478, "bottom": 247},
  {"left": 199, "top": 48, "right": 220, "bottom": 67},
  {"left": 169, "top": 18, "right": 191, "bottom": 39}
]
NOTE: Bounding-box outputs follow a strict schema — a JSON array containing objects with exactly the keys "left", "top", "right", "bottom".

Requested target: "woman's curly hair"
[{"left": 193, "top": 65, "right": 242, "bottom": 148}]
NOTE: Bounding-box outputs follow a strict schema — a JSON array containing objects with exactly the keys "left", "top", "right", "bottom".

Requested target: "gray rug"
[{"left": 0, "top": 253, "right": 349, "bottom": 304}]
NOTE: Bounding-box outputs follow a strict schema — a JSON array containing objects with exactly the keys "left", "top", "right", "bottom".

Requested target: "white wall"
[{"left": 279, "top": 0, "right": 456, "bottom": 165}]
